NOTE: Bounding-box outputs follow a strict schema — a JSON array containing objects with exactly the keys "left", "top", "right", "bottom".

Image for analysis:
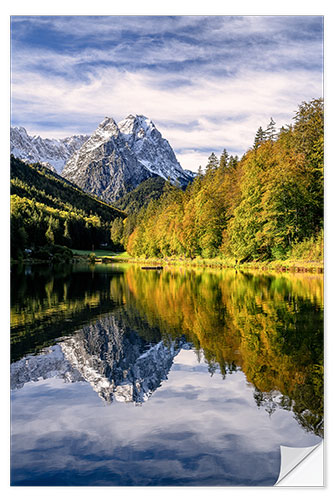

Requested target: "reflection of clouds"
[
  {"left": 11, "top": 349, "right": 321, "bottom": 486},
  {"left": 174, "top": 348, "right": 199, "bottom": 366}
]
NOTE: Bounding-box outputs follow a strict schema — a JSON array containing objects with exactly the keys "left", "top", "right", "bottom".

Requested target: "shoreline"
[
  {"left": 11, "top": 253, "right": 323, "bottom": 274},
  {"left": 116, "top": 256, "right": 323, "bottom": 274}
]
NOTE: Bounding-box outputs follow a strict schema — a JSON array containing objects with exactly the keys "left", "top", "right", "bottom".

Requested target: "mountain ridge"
[{"left": 10, "top": 126, "right": 89, "bottom": 173}]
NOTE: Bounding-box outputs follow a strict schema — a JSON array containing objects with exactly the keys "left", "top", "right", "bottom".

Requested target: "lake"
[{"left": 10, "top": 263, "right": 324, "bottom": 486}]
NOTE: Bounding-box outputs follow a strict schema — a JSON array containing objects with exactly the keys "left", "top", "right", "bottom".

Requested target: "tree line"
[{"left": 113, "top": 98, "right": 323, "bottom": 262}]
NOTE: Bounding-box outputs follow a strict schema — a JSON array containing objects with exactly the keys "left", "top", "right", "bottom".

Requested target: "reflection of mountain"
[
  {"left": 10, "top": 344, "right": 84, "bottom": 390},
  {"left": 11, "top": 313, "right": 188, "bottom": 404}
]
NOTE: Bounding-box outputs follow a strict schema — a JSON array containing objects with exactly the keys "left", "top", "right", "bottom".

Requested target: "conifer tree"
[
  {"left": 265, "top": 117, "right": 277, "bottom": 141},
  {"left": 206, "top": 153, "right": 219, "bottom": 174},
  {"left": 253, "top": 126, "right": 266, "bottom": 150},
  {"left": 228, "top": 155, "right": 239, "bottom": 169},
  {"left": 219, "top": 149, "right": 229, "bottom": 173}
]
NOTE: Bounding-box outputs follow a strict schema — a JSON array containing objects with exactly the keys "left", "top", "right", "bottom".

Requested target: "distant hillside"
[
  {"left": 10, "top": 156, "right": 126, "bottom": 258},
  {"left": 11, "top": 155, "right": 124, "bottom": 220},
  {"left": 114, "top": 176, "right": 167, "bottom": 213}
]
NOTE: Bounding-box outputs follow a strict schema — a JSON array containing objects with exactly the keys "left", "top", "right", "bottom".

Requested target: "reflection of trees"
[
  {"left": 10, "top": 264, "right": 124, "bottom": 361},
  {"left": 123, "top": 267, "right": 323, "bottom": 437}
]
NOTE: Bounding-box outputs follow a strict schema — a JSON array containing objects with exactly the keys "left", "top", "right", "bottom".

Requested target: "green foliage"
[
  {"left": 113, "top": 177, "right": 167, "bottom": 251},
  {"left": 11, "top": 156, "right": 124, "bottom": 221},
  {"left": 289, "top": 230, "right": 324, "bottom": 262},
  {"left": 125, "top": 98, "right": 323, "bottom": 264},
  {"left": 10, "top": 156, "right": 126, "bottom": 258},
  {"left": 110, "top": 217, "right": 124, "bottom": 245},
  {"left": 114, "top": 176, "right": 166, "bottom": 213},
  {"left": 126, "top": 148, "right": 236, "bottom": 259}
]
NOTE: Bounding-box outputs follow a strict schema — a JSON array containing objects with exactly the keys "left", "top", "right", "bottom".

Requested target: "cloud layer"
[{"left": 11, "top": 16, "right": 323, "bottom": 171}]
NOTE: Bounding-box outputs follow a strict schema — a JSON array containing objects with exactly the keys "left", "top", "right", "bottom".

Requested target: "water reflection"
[
  {"left": 10, "top": 264, "right": 324, "bottom": 486},
  {"left": 11, "top": 313, "right": 188, "bottom": 404},
  {"left": 10, "top": 263, "right": 124, "bottom": 361},
  {"left": 122, "top": 266, "right": 324, "bottom": 437}
]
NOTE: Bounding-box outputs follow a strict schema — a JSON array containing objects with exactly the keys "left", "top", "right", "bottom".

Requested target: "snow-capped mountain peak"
[
  {"left": 99, "top": 116, "right": 119, "bottom": 133},
  {"left": 11, "top": 114, "right": 195, "bottom": 202},
  {"left": 76, "top": 117, "right": 120, "bottom": 155},
  {"left": 118, "top": 114, "right": 155, "bottom": 138},
  {"left": 61, "top": 114, "right": 194, "bottom": 203}
]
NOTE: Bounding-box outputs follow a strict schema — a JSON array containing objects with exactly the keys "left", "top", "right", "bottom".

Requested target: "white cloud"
[
  {"left": 11, "top": 64, "right": 322, "bottom": 171},
  {"left": 10, "top": 16, "right": 323, "bottom": 171},
  {"left": 176, "top": 150, "right": 210, "bottom": 172}
]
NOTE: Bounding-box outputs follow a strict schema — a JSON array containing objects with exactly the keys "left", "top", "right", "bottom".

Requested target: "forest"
[
  {"left": 112, "top": 98, "right": 323, "bottom": 264},
  {"left": 10, "top": 156, "right": 125, "bottom": 260}
]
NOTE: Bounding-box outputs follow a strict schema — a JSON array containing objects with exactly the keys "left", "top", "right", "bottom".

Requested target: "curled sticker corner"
[{"left": 275, "top": 441, "right": 323, "bottom": 486}]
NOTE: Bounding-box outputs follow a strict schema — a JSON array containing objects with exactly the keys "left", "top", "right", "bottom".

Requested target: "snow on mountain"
[
  {"left": 118, "top": 114, "right": 192, "bottom": 183},
  {"left": 62, "top": 114, "right": 194, "bottom": 203},
  {"left": 62, "top": 117, "right": 153, "bottom": 203},
  {"left": 10, "top": 126, "right": 89, "bottom": 173},
  {"left": 11, "top": 116, "right": 195, "bottom": 203}
]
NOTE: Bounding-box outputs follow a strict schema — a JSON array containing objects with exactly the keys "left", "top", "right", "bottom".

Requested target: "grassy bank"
[
  {"left": 72, "top": 250, "right": 323, "bottom": 273},
  {"left": 72, "top": 249, "right": 131, "bottom": 262}
]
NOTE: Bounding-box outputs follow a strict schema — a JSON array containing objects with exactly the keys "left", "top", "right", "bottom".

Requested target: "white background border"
[{"left": 1, "top": 1, "right": 331, "bottom": 498}]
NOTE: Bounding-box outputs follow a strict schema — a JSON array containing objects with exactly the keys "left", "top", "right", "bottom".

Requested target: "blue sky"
[{"left": 10, "top": 15, "right": 323, "bottom": 171}]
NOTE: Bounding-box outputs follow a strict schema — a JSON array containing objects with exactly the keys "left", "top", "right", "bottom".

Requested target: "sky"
[{"left": 10, "top": 15, "right": 323, "bottom": 172}]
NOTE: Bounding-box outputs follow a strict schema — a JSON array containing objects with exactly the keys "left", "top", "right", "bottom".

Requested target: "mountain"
[
  {"left": 117, "top": 114, "right": 193, "bottom": 184},
  {"left": 10, "top": 126, "right": 89, "bottom": 173},
  {"left": 62, "top": 115, "right": 194, "bottom": 203}
]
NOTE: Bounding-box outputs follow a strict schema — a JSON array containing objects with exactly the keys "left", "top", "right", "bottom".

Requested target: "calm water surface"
[{"left": 10, "top": 263, "right": 324, "bottom": 486}]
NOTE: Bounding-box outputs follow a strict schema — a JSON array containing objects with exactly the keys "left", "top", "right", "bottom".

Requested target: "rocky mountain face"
[
  {"left": 62, "top": 115, "right": 194, "bottom": 203},
  {"left": 11, "top": 313, "right": 189, "bottom": 404},
  {"left": 10, "top": 126, "right": 89, "bottom": 173}
]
